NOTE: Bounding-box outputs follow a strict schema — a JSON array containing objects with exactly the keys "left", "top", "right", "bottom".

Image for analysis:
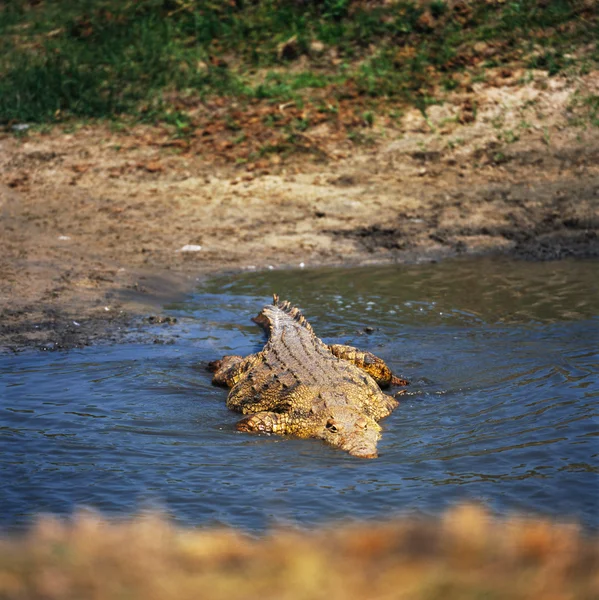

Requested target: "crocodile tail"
[
  {"left": 252, "top": 294, "right": 285, "bottom": 331},
  {"left": 272, "top": 294, "right": 314, "bottom": 333}
]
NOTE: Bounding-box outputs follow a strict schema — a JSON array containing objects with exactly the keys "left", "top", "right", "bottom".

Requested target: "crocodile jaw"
[
  {"left": 345, "top": 442, "right": 379, "bottom": 459},
  {"left": 340, "top": 427, "right": 381, "bottom": 459}
]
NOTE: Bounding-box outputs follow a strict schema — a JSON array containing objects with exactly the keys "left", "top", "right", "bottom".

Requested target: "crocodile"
[{"left": 209, "top": 295, "right": 409, "bottom": 458}]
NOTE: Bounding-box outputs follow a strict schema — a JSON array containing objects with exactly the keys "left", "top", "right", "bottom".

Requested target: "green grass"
[
  {"left": 586, "top": 95, "right": 599, "bottom": 127},
  {"left": 0, "top": 0, "right": 597, "bottom": 126},
  {"left": 568, "top": 93, "right": 599, "bottom": 128}
]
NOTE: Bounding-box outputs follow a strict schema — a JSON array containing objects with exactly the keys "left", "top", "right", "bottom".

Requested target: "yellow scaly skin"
[{"left": 209, "top": 295, "right": 409, "bottom": 458}]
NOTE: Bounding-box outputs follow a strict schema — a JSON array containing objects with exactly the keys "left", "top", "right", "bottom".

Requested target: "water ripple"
[{"left": 1, "top": 258, "right": 598, "bottom": 531}]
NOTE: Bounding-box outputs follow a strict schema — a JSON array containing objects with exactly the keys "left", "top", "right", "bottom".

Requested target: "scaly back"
[{"left": 252, "top": 295, "right": 369, "bottom": 389}]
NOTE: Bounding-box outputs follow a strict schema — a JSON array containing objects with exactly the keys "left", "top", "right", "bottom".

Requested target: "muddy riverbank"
[{"left": 1, "top": 70, "right": 598, "bottom": 350}]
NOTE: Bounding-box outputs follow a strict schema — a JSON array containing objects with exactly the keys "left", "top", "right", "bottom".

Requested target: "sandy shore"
[{"left": 1, "top": 70, "right": 598, "bottom": 350}]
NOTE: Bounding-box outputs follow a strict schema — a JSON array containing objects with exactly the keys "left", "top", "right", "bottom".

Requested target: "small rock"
[
  {"left": 144, "top": 161, "right": 163, "bottom": 173},
  {"left": 473, "top": 41, "right": 492, "bottom": 57},
  {"left": 402, "top": 109, "right": 429, "bottom": 133},
  {"left": 255, "top": 159, "right": 269, "bottom": 170},
  {"left": 416, "top": 10, "right": 436, "bottom": 31},
  {"left": 277, "top": 35, "right": 299, "bottom": 60},
  {"left": 147, "top": 315, "right": 177, "bottom": 325},
  {"left": 309, "top": 40, "right": 325, "bottom": 55}
]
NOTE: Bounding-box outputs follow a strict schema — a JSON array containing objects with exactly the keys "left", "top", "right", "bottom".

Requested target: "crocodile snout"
[
  {"left": 347, "top": 445, "right": 379, "bottom": 459},
  {"left": 337, "top": 416, "right": 381, "bottom": 459}
]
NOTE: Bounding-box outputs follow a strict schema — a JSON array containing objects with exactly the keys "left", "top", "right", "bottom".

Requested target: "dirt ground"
[{"left": 1, "top": 69, "right": 598, "bottom": 351}]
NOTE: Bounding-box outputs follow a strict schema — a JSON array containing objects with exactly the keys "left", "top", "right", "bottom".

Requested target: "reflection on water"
[{"left": 1, "top": 257, "right": 598, "bottom": 530}]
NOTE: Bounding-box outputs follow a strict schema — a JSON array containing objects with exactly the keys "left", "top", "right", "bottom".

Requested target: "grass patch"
[
  {"left": 581, "top": 95, "right": 599, "bottom": 127},
  {"left": 568, "top": 93, "right": 599, "bottom": 128},
  {"left": 0, "top": 0, "right": 597, "bottom": 127}
]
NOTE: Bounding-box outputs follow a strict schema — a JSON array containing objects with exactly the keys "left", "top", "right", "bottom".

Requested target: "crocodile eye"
[{"left": 325, "top": 419, "right": 339, "bottom": 433}]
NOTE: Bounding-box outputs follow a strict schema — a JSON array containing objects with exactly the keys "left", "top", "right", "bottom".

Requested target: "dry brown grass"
[{"left": 0, "top": 505, "right": 597, "bottom": 600}]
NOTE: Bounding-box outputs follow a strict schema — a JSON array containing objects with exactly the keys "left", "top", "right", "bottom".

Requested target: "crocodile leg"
[
  {"left": 328, "top": 344, "right": 409, "bottom": 388},
  {"left": 210, "top": 354, "right": 259, "bottom": 388},
  {"left": 374, "top": 393, "right": 401, "bottom": 419},
  {"left": 226, "top": 376, "right": 308, "bottom": 415},
  {"left": 236, "top": 411, "right": 291, "bottom": 434}
]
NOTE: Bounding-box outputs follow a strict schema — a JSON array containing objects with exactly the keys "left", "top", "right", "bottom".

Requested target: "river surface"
[{"left": 1, "top": 258, "right": 598, "bottom": 531}]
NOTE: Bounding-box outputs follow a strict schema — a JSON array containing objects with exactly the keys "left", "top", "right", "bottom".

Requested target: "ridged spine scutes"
[{"left": 270, "top": 293, "right": 314, "bottom": 334}]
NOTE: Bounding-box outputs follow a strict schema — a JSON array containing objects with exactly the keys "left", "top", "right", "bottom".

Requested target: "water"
[{"left": 1, "top": 258, "right": 598, "bottom": 531}]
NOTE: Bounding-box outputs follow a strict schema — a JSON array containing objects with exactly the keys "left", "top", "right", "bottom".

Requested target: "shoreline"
[
  {"left": 2, "top": 244, "right": 597, "bottom": 354},
  {"left": 2, "top": 71, "right": 599, "bottom": 351}
]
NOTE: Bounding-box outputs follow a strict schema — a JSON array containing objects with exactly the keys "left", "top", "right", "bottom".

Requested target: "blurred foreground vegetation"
[
  {"left": 1, "top": 0, "right": 597, "bottom": 127},
  {"left": 0, "top": 505, "right": 597, "bottom": 600}
]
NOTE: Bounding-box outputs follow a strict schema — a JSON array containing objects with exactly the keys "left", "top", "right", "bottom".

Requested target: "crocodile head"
[{"left": 319, "top": 408, "right": 382, "bottom": 458}]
